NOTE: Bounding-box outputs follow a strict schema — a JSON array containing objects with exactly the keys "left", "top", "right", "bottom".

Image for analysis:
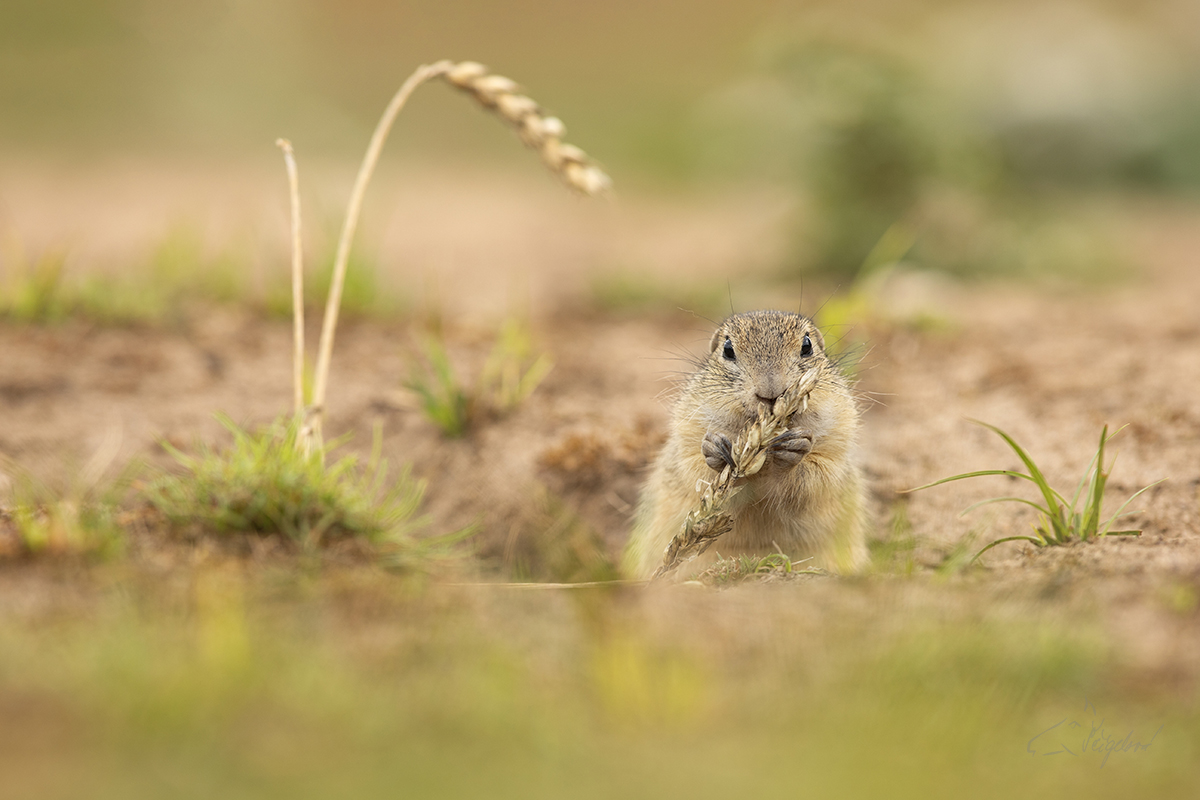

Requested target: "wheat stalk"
[
  {"left": 303, "top": 60, "right": 610, "bottom": 452},
  {"left": 276, "top": 138, "right": 321, "bottom": 457},
  {"left": 652, "top": 369, "right": 820, "bottom": 580},
  {"left": 275, "top": 139, "right": 306, "bottom": 421}
]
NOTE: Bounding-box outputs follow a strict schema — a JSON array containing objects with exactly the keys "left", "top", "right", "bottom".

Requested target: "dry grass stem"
[
  {"left": 307, "top": 60, "right": 610, "bottom": 446},
  {"left": 275, "top": 139, "right": 306, "bottom": 424},
  {"left": 309, "top": 62, "right": 447, "bottom": 443},
  {"left": 653, "top": 369, "right": 820, "bottom": 580}
]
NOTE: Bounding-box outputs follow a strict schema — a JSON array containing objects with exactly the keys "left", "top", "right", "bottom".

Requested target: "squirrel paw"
[
  {"left": 701, "top": 431, "right": 735, "bottom": 472},
  {"left": 767, "top": 429, "right": 813, "bottom": 466}
]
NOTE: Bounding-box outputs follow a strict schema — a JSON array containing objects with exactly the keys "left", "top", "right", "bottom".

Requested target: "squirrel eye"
[
  {"left": 801, "top": 334, "right": 813, "bottom": 357},
  {"left": 722, "top": 337, "right": 736, "bottom": 361}
]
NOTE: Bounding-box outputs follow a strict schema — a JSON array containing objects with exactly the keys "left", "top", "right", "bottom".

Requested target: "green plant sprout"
[
  {"left": 479, "top": 318, "right": 555, "bottom": 415},
  {"left": 405, "top": 319, "right": 553, "bottom": 438},
  {"left": 908, "top": 421, "right": 1162, "bottom": 563}
]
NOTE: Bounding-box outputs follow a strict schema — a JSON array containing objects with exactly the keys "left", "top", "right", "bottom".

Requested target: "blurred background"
[{"left": 3, "top": 0, "right": 1200, "bottom": 314}]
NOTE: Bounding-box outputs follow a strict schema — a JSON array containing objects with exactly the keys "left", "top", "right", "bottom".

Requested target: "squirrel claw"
[
  {"left": 701, "top": 431, "right": 735, "bottom": 472},
  {"left": 768, "top": 429, "right": 813, "bottom": 466}
]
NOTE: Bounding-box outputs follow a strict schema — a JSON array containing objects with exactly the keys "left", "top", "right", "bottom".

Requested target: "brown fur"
[{"left": 624, "top": 310, "right": 868, "bottom": 578}]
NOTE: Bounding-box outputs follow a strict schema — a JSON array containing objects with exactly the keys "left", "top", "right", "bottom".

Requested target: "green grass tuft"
[
  {"left": 405, "top": 318, "right": 552, "bottom": 438},
  {"left": 0, "top": 247, "right": 71, "bottom": 322},
  {"left": 144, "top": 415, "right": 427, "bottom": 547},
  {"left": 0, "top": 438, "right": 134, "bottom": 558},
  {"left": 909, "top": 421, "right": 1162, "bottom": 563},
  {"left": 406, "top": 333, "right": 471, "bottom": 438}
]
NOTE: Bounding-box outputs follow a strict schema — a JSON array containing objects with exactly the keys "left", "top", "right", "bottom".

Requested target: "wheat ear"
[
  {"left": 440, "top": 61, "right": 611, "bottom": 195},
  {"left": 652, "top": 369, "right": 820, "bottom": 580},
  {"left": 305, "top": 60, "right": 610, "bottom": 450}
]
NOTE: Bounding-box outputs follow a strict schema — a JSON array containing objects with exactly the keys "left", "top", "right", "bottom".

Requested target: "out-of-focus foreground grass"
[{"left": 0, "top": 565, "right": 1195, "bottom": 799}]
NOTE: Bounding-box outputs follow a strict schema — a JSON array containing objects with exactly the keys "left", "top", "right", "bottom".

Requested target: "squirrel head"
[{"left": 695, "top": 309, "right": 832, "bottom": 427}]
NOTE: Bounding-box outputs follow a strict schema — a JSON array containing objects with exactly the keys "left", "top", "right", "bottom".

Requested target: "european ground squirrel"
[{"left": 624, "top": 310, "right": 868, "bottom": 578}]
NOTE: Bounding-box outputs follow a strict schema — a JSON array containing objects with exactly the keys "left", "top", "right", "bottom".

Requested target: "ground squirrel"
[{"left": 624, "top": 310, "right": 868, "bottom": 578}]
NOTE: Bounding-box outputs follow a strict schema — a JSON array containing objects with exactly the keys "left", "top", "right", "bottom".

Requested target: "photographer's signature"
[{"left": 1028, "top": 698, "right": 1162, "bottom": 768}]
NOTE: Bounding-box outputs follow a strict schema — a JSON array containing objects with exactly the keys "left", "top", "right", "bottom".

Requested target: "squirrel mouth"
[{"left": 750, "top": 371, "right": 817, "bottom": 424}]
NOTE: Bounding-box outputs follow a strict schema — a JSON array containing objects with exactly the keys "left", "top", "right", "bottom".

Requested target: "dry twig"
[{"left": 652, "top": 369, "right": 820, "bottom": 580}]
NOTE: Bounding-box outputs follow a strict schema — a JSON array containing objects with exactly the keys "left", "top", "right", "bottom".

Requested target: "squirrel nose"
[{"left": 756, "top": 394, "right": 779, "bottom": 414}]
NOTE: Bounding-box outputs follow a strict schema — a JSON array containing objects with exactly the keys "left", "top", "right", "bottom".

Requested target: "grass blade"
[
  {"left": 1079, "top": 425, "right": 1109, "bottom": 540},
  {"left": 905, "top": 470, "right": 1040, "bottom": 493},
  {"left": 970, "top": 420, "right": 1066, "bottom": 519},
  {"left": 1069, "top": 425, "right": 1108, "bottom": 512},
  {"left": 970, "top": 535, "right": 1043, "bottom": 564},
  {"left": 960, "top": 496, "right": 1052, "bottom": 517},
  {"left": 1099, "top": 479, "right": 1166, "bottom": 535}
]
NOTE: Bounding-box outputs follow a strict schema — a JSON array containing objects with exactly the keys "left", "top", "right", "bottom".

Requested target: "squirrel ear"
[{"left": 709, "top": 328, "right": 723, "bottom": 353}]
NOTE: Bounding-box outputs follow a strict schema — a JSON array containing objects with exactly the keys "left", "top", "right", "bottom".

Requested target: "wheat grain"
[
  {"left": 442, "top": 61, "right": 611, "bottom": 195},
  {"left": 652, "top": 369, "right": 820, "bottom": 580}
]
